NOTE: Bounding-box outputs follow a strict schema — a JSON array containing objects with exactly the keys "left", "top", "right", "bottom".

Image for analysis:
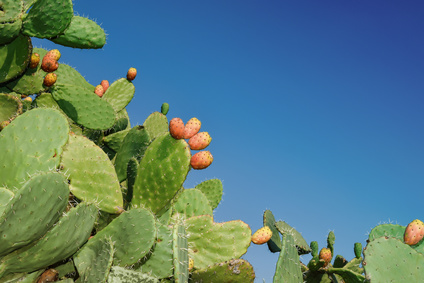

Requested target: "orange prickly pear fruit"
[
  {"left": 41, "top": 56, "right": 58, "bottom": 73},
  {"left": 190, "top": 151, "right": 213, "bottom": 170},
  {"left": 43, "top": 73, "right": 57, "bottom": 87},
  {"left": 94, "top": 85, "right": 105, "bottom": 97},
  {"left": 45, "top": 49, "right": 61, "bottom": 61},
  {"left": 319, "top": 248, "right": 332, "bottom": 267},
  {"left": 404, "top": 219, "right": 424, "bottom": 245},
  {"left": 188, "top": 132, "right": 212, "bottom": 150},
  {"left": 23, "top": 96, "right": 32, "bottom": 102},
  {"left": 29, "top": 53, "right": 40, "bottom": 68},
  {"left": 101, "top": 80, "right": 109, "bottom": 92},
  {"left": 169, "top": 117, "right": 185, "bottom": 139},
  {"left": 183, "top": 117, "right": 201, "bottom": 139},
  {"left": 127, "top": 67, "right": 137, "bottom": 81},
  {"left": 37, "top": 268, "right": 58, "bottom": 283},
  {"left": 251, "top": 226, "right": 272, "bottom": 245}
]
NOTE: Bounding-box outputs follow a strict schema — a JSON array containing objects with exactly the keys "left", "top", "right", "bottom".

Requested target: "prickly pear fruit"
[
  {"left": 101, "top": 80, "right": 109, "bottom": 92},
  {"left": 127, "top": 67, "right": 137, "bottom": 81},
  {"left": 41, "top": 56, "right": 59, "bottom": 73},
  {"left": 94, "top": 85, "right": 105, "bottom": 97},
  {"left": 161, "top": 102, "right": 169, "bottom": 115},
  {"left": 319, "top": 248, "right": 332, "bottom": 267},
  {"left": 251, "top": 226, "right": 272, "bottom": 245},
  {"left": 169, "top": 117, "right": 185, "bottom": 139},
  {"left": 404, "top": 219, "right": 424, "bottom": 245},
  {"left": 354, "top": 242, "right": 362, "bottom": 259},
  {"left": 188, "top": 132, "right": 212, "bottom": 150},
  {"left": 189, "top": 257, "right": 194, "bottom": 271},
  {"left": 37, "top": 268, "right": 58, "bottom": 283},
  {"left": 23, "top": 97, "right": 32, "bottom": 102},
  {"left": 190, "top": 151, "right": 213, "bottom": 170},
  {"left": 183, "top": 117, "right": 201, "bottom": 139},
  {"left": 29, "top": 53, "right": 40, "bottom": 68},
  {"left": 45, "top": 49, "right": 61, "bottom": 61},
  {"left": 43, "top": 73, "right": 57, "bottom": 87}
]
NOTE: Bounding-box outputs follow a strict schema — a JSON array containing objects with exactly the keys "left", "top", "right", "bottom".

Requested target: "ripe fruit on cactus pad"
[
  {"left": 188, "top": 132, "right": 212, "bottom": 150},
  {"left": 169, "top": 117, "right": 185, "bottom": 139},
  {"left": 101, "top": 80, "right": 109, "bottom": 91},
  {"left": 191, "top": 151, "right": 213, "bottom": 169},
  {"left": 41, "top": 56, "right": 59, "bottom": 73},
  {"left": 319, "top": 248, "right": 332, "bottom": 267},
  {"left": 183, "top": 117, "right": 201, "bottom": 139},
  {"left": 251, "top": 226, "right": 272, "bottom": 245},
  {"left": 404, "top": 219, "right": 424, "bottom": 245},
  {"left": 29, "top": 53, "right": 40, "bottom": 68},
  {"left": 94, "top": 85, "right": 105, "bottom": 97},
  {"left": 127, "top": 67, "right": 137, "bottom": 81},
  {"left": 43, "top": 73, "right": 57, "bottom": 87},
  {"left": 45, "top": 49, "right": 61, "bottom": 61}
]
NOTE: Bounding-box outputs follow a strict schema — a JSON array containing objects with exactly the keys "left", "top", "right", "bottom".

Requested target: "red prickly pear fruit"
[
  {"left": 169, "top": 118, "right": 185, "bottom": 139},
  {"left": 41, "top": 56, "right": 59, "bottom": 73},
  {"left": 37, "top": 268, "right": 58, "bottom": 283},
  {"left": 94, "top": 85, "right": 105, "bottom": 97},
  {"left": 188, "top": 132, "right": 212, "bottom": 150},
  {"left": 319, "top": 248, "right": 332, "bottom": 267},
  {"left": 29, "top": 53, "right": 40, "bottom": 68},
  {"left": 127, "top": 67, "right": 137, "bottom": 81},
  {"left": 45, "top": 49, "right": 61, "bottom": 61},
  {"left": 404, "top": 219, "right": 424, "bottom": 245},
  {"left": 43, "top": 73, "right": 57, "bottom": 87},
  {"left": 101, "top": 80, "right": 109, "bottom": 92},
  {"left": 190, "top": 151, "right": 213, "bottom": 170},
  {"left": 251, "top": 226, "right": 272, "bottom": 245},
  {"left": 183, "top": 117, "right": 201, "bottom": 139}
]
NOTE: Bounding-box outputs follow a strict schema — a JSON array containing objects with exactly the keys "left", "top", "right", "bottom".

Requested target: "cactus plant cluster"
[{"left": 0, "top": 0, "right": 255, "bottom": 282}]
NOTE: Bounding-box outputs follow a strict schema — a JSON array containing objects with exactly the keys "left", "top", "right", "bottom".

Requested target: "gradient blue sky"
[{"left": 34, "top": 1, "right": 424, "bottom": 281}]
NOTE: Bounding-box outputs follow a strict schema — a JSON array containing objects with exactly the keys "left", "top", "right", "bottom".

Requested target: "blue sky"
[{"left": 34, "top": 1, "right": 424, "bottom": 281}]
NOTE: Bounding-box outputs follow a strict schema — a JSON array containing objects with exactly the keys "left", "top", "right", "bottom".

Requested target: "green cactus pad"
[
  {"left": 108, "top": 266, "right": 159, "bottom": 283},
  {"left": 0, "top": 0, "right": 23, "bottom": 45},
  {"left": 190, "top": 259, "right": 255, "bottom": 283},
  {"left": 0, "top": 19, "right": 22, "bottom": 46},
  {"left": 22, "top": 0, "right": 73, "bottom": 38},
  {"left": 185, "top": 215, "right": 251, "bottom": 270},
  {"left": 364, "top": 236, "right": 424, "bottom": 281},
  {"left": 80, "top": 208, "right": 156, "bottom": 266},
  {"left": 368, "top": 223, "right": 405, "bottom": 241},
  {"left": 327, "top": 231, "right": 336, "bottom": 258},
  {"left": 60, "top": 134, "right": 123, "bottom": 214},
  {"left": 327, "top": 267, "right": 365, "bottom": 283},
  {"left": 0, "top": 93, "right": 22, "bottom": 124},
  {"left": 136, "top": 223, "right": 173, "bottom": 279},
  {"left": 0, "top": 269, "right": 44, "bottom": 283},
  {"left": 131, "top": 133, "right": 191, "bottom": 215},
  {"left": 0, "top": 34, "right": 32, "bottom": 84},
  {"left": 263, "top": 210, "right": 282, "bottom": 253},
  {"left": 74, "top": 237, "right": 114, "bottom": 283},
  {"left": 51, "top": 16, "right": 106, "bottom": 49},
  {"left": 310, "top": 241, "right": 319, "bottom": 258},
  {"left": 143, "top": 112, "right": 169, "bottom": 140},
  {"left": 194, "top": 179, "right": 223, "bottom": 210},
  {"left": 114, "top": 125, "right": 151, "bottom": 182},
  {"left": 275, "top": 220, "right": 311, "bottom": 254},
  {"left": 53, "top": 63, "right": 94, "bottom": 91},
  {"left": 124, "top": 157, "right": 138, "bottom": 207},
  {"left": 51, "top": 83, "right": 116, "bottom": 130},
  {"left": 0, "top": 187, "right": 13, "bottom": 216},
  {"left": 354, "top": 242, "right": 362, "bottom": 259},
  {"left": 0, "top": 108, "right": 69, "bottom": 192},
  {"left": 172, "top": 188, "right": 213, "bottom": 218},
  {"left": 103, "top": 128, "right": 131, "bottom": 152},
  {"left": 173, "top": 223, "right": 189, "bottom": 283},
  {"left": 106, "top": 108, "right": 131, "bottom": 134},
  {"left": 0, "top": 202, "right": 98, "bottom": 277},
  {"left": 102, "top": 78, "right": 135, "bottom": 112},
  {"left": 0, "top": 172, "right": 69, "bottom": 256},
  {"left": 273, "top": 233, "right": 303, "bottom": 283}
]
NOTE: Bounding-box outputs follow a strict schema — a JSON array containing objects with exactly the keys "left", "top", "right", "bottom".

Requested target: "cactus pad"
[
  {"left": 194, "top": 179, "right": 223, "bottom": 210},
  {"left": 102, "top": 78, "right": 135, "bottom": 112},
  {"left": 275, "top": 220, "right": 311, "bottom": 254},
  {"left": 191, "top": 259, "right": 255, "bottom": 283},
  {"left": 0, "top": 34, "right": 32, "bottom": 84}
]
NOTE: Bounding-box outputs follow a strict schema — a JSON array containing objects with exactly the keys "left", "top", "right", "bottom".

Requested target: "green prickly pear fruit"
[
  {"left": 94, "top": 85, "right": 105, "bottom": 97},
  {"left": 310, "top": 241, "right": 319, "bottom": 258},
  {"left": 404, "top": 219, "right": 424, "bottom": 245},
  {"left": 190, "top": 150, "right": 213, "bottom": 169},
  {"left": 101, "top": 80, "right": 109, "bottom": 91},
  {"left": 319, "top": 247, "right": 332, "bottom": 267},
  {"left": 43, "top": 73, "right": 57, "bottom": 87},
  {"left": 161, "top": 102, "right": 169, "bottom": 115},
  {"left": 41, "top": 56, "right": 59, "bottom": 73},
  {"left": 188, "top": 132, "right": 212, "bottom": 150},
  {"left": 183, "top": 117, "right": 201, "bottom": 139},
  {"left": 354, "top": 242, "right": 362, "bottom": 259},
  {"left": 127, "top": 67, "right": 137, "bottom": 81},
  {"left": 169, "top": 117, "right": 185, "bottom": 139},
  {"left": 251, "top": 226, "right": 272, "bottom": 245},
  {"left": 29, "top": 53, "right": 40, "bottom": 69}
]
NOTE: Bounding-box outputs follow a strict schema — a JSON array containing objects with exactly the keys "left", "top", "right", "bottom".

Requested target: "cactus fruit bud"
[
  {"left": 188, "top": 132, "right": 212, "bottom": 150},
  {"left": 354, "top": 242, "right": 362, "bottom": 259},
  {"left": 190, "top": 151, "right": 213, "bottom": 169},
  {"left": 41, "top": 56, "right": 59, "bottom": 73},
  {"left": 37, "top": 268, "right": 59, "bottom": 283},
  {"left": 29, "top": 53, "right": 40, "bottom": 68},
  {"left": 251, "top": 226, "right": 272, "bottom": 245},
  {"left": 45, "top": 49, "right": 61, "bottom": 61},
  {"left": 189, "top": 257, "right": 194, "bottom": 271},
  {"left": 101, "top": 80, "right": 109, "bottom": 92},
  {"left": 43, "top": 73, "right": 57, "bottom": 87},
  {"left": 127, "top": 67, "right": 137, "bottom": 81},
  {"left": 183, "top": 117, "right": 201, "bottom": 139},
  {"left": 169, "top": 117, "right": 185, "bottom": 139},
  {"left": 94, "top": 84, "right": 105, "bottom": 97},
  {"left": 404, "top": 219, "right": 424, "bottom": 245},
  {"left": 24, "top": 96, "right": 33, "bottom": 102},
  {"left": 319, "top": 248, "right": 332, "bottom": 267},
  {"left": 161, "top": 102, "right": 169, "bottom": 115}
]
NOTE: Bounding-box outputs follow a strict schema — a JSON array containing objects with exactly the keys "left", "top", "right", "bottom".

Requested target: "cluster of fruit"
[{"left": 94, "top": 68, "right": 137, "bottom": 98}]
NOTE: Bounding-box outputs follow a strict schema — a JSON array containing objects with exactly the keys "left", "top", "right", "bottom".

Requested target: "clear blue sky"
[{"left": 34, "top": 1, "right": 424, "bottom": 281}]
